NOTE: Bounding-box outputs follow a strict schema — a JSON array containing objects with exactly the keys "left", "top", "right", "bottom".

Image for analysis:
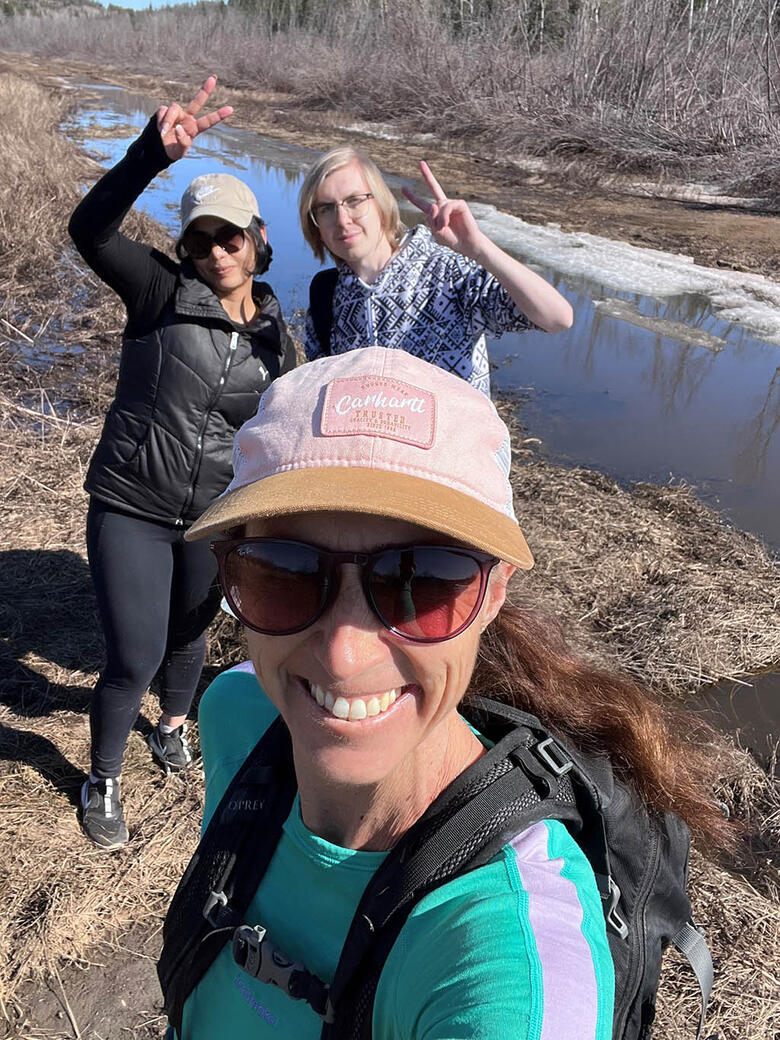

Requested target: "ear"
[
  {"left": 259, "top": 225, "right": 267, "bottom": 243},
  {"left": 481, "top": 562, "right": 516, "bottom": 628}
]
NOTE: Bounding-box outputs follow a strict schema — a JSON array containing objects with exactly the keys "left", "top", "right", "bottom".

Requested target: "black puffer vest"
[{"left": 86, "top": 268, "right": 294, "bottom": 526}]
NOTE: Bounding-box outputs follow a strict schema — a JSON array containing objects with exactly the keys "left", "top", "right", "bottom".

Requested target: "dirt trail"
[{"left": 6, "top": 52, "right": 780, "bottom": 282}]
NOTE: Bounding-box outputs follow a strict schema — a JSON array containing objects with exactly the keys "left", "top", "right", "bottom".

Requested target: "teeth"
[
  {"left": 308, "top": 683, "right": 402, "bottom": 721},
  {"left": 332, "top": 697, "right": 350, "bottom": 719},
  {"left": 348, "top": 699, "right": 367, "bottom": 721}
]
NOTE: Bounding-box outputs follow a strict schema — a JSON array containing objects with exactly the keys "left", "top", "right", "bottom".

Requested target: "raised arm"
[
  {"left": 68, "top": 77, "right": 233, "bottom": 326},
  {"left": 402, "top": 161, "right": 573, "bottom": 334}
]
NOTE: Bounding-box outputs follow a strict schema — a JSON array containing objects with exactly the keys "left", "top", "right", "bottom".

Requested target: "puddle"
[{"left": 694, "top": 673, "right": 780, "bottom": 764}]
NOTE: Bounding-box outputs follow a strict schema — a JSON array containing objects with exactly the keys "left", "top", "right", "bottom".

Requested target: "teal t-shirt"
[{"left": 178, "top": 665, "right": 614, "bottom": 1039}]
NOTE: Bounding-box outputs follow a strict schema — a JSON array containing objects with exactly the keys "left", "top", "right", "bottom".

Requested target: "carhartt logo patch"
[{"left": 321, "top": 375, "right": 436, "bottom": 448}]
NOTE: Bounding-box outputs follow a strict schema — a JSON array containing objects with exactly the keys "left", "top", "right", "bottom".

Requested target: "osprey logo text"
[{"left": 229, "top": 798, "right": 263, "bottom": 812}]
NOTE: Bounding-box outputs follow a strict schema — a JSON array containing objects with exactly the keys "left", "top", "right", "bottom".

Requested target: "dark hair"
[
  {"left": 175, "top": 216, "right": 272, "bottom": 276},
  {"left": 472, "top": 601, "right": 735, "bottom": 853},
  {"left": 246, "top": 216, "right": 273, "bottom": 275}
]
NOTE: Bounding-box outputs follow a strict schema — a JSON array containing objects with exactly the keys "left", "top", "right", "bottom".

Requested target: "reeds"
[{"left": 1, "top": 0, "right": 779, "bottom": 190}]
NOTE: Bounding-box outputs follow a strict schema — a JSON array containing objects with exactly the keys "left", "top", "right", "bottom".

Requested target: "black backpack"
[
  {"left": 308, "top": 267, "right": 338, "bottom": 355},
  {"left": 158, "top": 696, "right": 713, "bottom": 1040}
]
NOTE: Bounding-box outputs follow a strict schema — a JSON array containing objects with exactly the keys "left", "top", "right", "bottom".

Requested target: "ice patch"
[{"left": 468, "top": 202, "right": 780, "bottom": 346}]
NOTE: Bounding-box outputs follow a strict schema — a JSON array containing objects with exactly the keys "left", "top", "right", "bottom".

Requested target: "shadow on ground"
[{"left": 0, "top": 548, "right": 100, "bottom": 717}]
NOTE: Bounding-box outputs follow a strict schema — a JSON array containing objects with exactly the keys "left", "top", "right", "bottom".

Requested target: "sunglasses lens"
[
  {"left": 214, "top": 226, "right": 245, "bottom": 253},
  {"left": 369, "top": 548, "right": 485, "bottom": 641},
  {"left": 182, "top": 225, "right": 244, "bottom": 260},
  {"left": 222, "top": 541, "right": 328, "bottom": 634},
  {"left": 182, "top": 231, "right": 212, "bottom": 259}
]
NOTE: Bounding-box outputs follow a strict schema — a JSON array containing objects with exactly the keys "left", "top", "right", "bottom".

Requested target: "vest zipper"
[{"left": 179, "top": 330, "right": 240, "bottom": 525}]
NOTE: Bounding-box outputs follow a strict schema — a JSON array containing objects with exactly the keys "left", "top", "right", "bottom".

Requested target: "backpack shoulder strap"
[
  {"left": 322, "top": 698, "right": 584, "bottom": 1040},
  {"left": 158, "top": 715, "right": 296, "bottom": 1037},
  {"left": 309, "top": 267, "right": 339, "bottom": 355}
]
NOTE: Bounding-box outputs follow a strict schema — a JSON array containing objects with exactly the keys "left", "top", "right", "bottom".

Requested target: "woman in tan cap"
[
  {"left": 157, "top": 348, "right": 729, "bottom": 1040},
  {"left": 68, "top": 76, "right": 295, "bottom": 849}
]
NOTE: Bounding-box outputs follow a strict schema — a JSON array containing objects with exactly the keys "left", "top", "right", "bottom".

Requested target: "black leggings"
[{"left": 86, "top": 499, "right": 221, "bottom": 778}]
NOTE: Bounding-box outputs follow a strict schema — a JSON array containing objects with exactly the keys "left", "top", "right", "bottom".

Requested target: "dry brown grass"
[
  {"left": 509, "top": 459, "right": 780, "bottom": 695},
  {"left": 0, "top": 68, "right": 778, "bottom": 1040}
]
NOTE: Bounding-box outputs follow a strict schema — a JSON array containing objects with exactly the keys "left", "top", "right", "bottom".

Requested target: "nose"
[
  {"left": 210, "top": 241, "right": 228, "bottom": 258},
  {"left": 334, "top": 202, "right": 353, "bottom": 229},
  {"left": 313, "top": 567, "right": 390, "bottom": 680}
]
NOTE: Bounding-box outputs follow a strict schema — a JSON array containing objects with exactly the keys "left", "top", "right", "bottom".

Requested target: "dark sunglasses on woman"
[
  {"left": 211, "top": 538, "right": 500, "bottom": 644},
  {"left": 182, "top": 224, "right": 246, "bottom": 260}
]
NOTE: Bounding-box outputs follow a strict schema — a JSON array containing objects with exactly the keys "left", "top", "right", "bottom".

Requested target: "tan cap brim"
[{"left": 185, "top": 468, "right": 533, "bottom": 570}]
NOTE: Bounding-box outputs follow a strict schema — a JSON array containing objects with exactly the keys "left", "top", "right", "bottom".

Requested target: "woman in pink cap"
[
  {"left": 299, "top": 149, "right": 573, "bottom": 396},
  {"left": 69, "top": 77, "right": 295, "bottom": 850},
  {"left": 158, "top": 348, "right": 729, "bottom": 1040}
]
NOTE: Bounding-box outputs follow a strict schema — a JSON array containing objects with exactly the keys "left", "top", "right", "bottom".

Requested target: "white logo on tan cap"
[{"left": 194, "top": 185, "right": 218, "bottom": 202}]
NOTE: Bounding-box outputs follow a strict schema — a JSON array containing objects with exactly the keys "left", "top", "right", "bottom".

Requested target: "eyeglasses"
[
  {"left": 309, "top": 193, "right": 374, "bottom": 228},
  {"left": 181, "top": 224, "right": 246, "bottom": 260},
  {"left": 211, "top": 538, "right": 499, "bottom": 643}
]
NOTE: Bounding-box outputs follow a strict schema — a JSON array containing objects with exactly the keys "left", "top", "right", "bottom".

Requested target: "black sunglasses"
[
  {"left": 181, "top": 224, "right": 246, "bottom": 260},
  {"left": 211, "top": 538, "right": 499, "bottom": 644}
]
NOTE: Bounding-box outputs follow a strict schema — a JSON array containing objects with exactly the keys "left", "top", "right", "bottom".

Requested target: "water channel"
[{"left": 61, "top": 82, "right": 779, "bottom": 753}]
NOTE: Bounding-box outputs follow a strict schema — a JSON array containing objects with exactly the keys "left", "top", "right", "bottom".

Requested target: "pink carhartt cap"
[{"left": 185, "top": 348, "right": 533, "bottom": 569}]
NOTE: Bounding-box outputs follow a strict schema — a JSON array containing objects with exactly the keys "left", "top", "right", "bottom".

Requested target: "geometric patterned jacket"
[{"left": 304, "top": 224, "right": 536, "bottom": 396}]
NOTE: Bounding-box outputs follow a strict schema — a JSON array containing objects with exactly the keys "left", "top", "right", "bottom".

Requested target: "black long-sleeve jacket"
[{"left": 69, "top": 116, "right": 296, "bottom": 527}]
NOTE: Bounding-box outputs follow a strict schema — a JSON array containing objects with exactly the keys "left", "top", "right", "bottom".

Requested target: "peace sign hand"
[
  {"left": 401, "top": 161, "right": 486, "bottom": 261},
  {"left": 155, "top": 75, "right": 234, "bottom": 162}
]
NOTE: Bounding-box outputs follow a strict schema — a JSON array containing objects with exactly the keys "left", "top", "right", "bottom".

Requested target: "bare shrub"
[{"left": 1, "top": 0, "right": 779, "bottom": 181}]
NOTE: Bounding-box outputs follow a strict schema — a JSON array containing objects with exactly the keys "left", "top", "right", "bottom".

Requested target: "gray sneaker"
[
  {"left": 80, "top": 777, "right": 128, "bottom": 850},
  {"left": 147, "top": 723, "right": 193, "bottom": 774}
]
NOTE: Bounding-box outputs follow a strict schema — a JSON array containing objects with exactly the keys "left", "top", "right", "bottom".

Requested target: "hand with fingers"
[
  {"left": 156, "top": 75, "right": 234, "bottom": 162},
  {"left": 402, "top": 160, "right": 486, "bottom": 261}
]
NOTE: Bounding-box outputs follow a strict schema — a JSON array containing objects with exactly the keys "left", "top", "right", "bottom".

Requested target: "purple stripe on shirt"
[{"left": 511, "top": 822, "right": 600, "bottom": 1040}]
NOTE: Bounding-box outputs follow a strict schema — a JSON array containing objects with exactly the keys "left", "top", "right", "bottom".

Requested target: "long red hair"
[{"left": 471, "top": 601, "right": 734, "bottom": 851}]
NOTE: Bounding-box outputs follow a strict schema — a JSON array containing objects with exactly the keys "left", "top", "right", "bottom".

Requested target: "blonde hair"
[{"left": 298, "top": 147, "right": 404, "bottom": 263}]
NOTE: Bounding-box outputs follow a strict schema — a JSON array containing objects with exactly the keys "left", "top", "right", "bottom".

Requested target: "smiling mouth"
[{"left": 306, "top": 680, "right": 410, "bottom": 721}]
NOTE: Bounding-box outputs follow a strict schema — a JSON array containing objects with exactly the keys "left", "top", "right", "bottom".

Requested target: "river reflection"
[{"left": 65, "top": 82, "right": 780, "bottom": 556}]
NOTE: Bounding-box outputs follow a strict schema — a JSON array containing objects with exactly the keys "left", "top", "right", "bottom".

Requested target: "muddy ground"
[
  {"left": 1, "top": 53, "right": 778, "bottom": 1040},
  {"left": 5, "top": 52, "right": 780, "bottom": 283}
]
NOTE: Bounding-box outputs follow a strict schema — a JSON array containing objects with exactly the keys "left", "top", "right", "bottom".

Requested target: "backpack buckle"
[
  {"left": 534, "top": 736, "right": 573, "bottom": 777},
  {"left": 203, "top": 887, "right": 229, "bottom": 926},
  {"left": 233, "top": 923, "right": 267, "bottom": 978},
  {"left": 600, "top": 875, "right": 629, "bottom": 940},
  {"left": 232, "top": 924, "right": 333, "bottom": 1021}
]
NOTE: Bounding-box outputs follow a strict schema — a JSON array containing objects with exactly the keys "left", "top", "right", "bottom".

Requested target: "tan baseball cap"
[
  {"left": 186, "top": 348, "right": 534, "bottom": 571},
  {"left": 180, "top": 173, "right": 260, "bottom": 233}
]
